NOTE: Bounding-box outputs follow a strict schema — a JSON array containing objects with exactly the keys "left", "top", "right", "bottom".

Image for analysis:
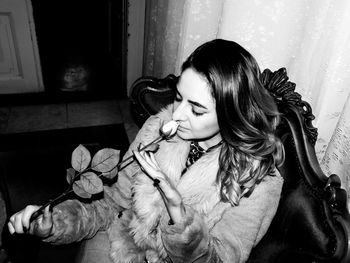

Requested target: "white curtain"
[{"left": 143, "top": 0, "right": 350, "bottom": 203}]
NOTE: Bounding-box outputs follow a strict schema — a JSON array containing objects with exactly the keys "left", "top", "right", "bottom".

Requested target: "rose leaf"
[
  {"left": 72, "top": 180, "right": 92, "bottom": 199},
  {"left": 80, "top": 172, "right": 103, "bottom": 194},
  {"left": 66, "top": 168, "right": 76, "bottom": 184},
  {"left": 71, "top": 144, "right": 91, "bottom": 172},
  {"left": 91, "top": 148, "right": 120, "bottom": 173},
  {"left": 102, "top": 165, "right": 119, "bottom": 179}
]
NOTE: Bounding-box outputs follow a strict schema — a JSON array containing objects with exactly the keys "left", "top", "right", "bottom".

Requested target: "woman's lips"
[{"left": 177, "top": 126, "right": 189, "bottom": 132}]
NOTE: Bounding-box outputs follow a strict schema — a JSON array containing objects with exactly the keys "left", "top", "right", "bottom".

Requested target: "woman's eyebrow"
[
  {"left": 176, "top": 86, "right": 208, "bottom": 109},
  {"left": 188, "top": 100, "right": 208, "bottom": 110}
]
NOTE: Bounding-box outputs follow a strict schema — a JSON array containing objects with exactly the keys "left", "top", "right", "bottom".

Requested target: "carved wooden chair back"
[{"left": 130, "top": 68, "right": 350, "bottom": 262}]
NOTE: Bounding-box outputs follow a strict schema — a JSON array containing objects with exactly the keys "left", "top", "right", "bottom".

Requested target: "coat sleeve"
[
  {"left": 159, "top": 173, "right": 283, "bottom": 263},
  {"left": 41, "top": 114, "right": 166, "bottom": 244}
]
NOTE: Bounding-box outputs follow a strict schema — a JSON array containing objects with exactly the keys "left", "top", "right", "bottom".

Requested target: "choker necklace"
[{"left": 186, "top": 140, "right": 223, "bottom": 168}]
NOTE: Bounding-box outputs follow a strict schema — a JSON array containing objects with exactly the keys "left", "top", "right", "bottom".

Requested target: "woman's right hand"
[{"left": 8, "top": 205, "right": 53, "bottom": 238}]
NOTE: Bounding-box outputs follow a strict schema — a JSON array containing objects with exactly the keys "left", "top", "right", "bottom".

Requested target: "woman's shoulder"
[
  {"left": 132, "top": 104, "right": 184, "bottom": 151},
  {"left": 151, "top": 104, "right": 174, "bottom": 121},
  {"left": 247, "top": 169, "right": 283, "bottom": 205},
  {"left": 263, "top": 168, "right": 283, "bottom": 185},
  {"left": 257, "top": 169, "right": 283, "bottom": 195},
  {"left": 136, "top": 105, "right": 173, "bottom": 136},
  {"left": 141, "top": 105, "right": 173, "bottom": 129}
]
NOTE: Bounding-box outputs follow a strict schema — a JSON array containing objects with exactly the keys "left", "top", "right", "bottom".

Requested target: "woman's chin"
[{"left": 176, "top": 130, "right": 190, "bottom": 140}]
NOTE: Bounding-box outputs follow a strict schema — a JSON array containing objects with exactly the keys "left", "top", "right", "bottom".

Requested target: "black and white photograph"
[{"left": 1, "top": 1, "right": 350, "bottom": 262}]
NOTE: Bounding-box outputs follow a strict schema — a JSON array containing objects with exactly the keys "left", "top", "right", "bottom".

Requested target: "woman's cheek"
[{"left": 173, "top": 100, "right": 180, "bottom": 111}]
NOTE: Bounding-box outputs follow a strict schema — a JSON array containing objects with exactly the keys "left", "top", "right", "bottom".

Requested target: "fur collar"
[{"left": 109, "top": 107, "right": 230, "bottom": 262}]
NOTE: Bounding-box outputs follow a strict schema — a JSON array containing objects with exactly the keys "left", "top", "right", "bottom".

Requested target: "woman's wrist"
[
  {"left": 160, "top": 205, "right": 195, "bottom": 233},
  {"left": 168, "top": 202, "right": 186, "bottom": 225}
]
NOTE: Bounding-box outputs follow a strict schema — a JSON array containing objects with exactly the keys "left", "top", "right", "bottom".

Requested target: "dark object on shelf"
[
  {"left": 60, "top": 62, "right": 91, "bottom": 92},
  {"left": 129, "top": 68, "right": 350, "bottom": 263}
]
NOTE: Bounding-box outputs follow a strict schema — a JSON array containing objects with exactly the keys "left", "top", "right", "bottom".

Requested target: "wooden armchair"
[{"left": 130, "top": 68, "right": 350, "bottom": 262}]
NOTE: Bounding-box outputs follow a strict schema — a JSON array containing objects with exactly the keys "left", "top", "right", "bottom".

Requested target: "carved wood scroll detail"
[{"left": 261, "top": 68, "right": 318, "bottom": 146}]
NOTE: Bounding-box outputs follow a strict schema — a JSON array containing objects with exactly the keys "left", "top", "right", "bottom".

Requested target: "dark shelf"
[{"left": 0, "top": 90, "right": 125, "bottom": 106}]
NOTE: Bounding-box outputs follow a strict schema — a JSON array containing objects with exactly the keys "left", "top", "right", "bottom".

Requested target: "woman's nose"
[{"left": 172, "top": 102, "right": 187, "bottom": 121}]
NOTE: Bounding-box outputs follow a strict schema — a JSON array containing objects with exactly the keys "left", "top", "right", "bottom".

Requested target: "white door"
[{"left": 0, "top": 0, "right": 43, "bottom": 94}]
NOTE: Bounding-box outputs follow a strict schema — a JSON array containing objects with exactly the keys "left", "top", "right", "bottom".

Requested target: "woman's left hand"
[{"left": 133, "top": 149, "right": 185, "bottom": 224}]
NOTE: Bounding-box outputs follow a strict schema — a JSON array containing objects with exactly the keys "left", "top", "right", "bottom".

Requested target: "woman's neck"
[{"left": 198, "top": 133, "right": 222, "bottom": 151}]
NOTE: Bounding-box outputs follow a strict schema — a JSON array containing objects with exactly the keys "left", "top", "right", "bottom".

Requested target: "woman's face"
[{"left": 173, "top": 68, "right": 221, "bottom": 148}]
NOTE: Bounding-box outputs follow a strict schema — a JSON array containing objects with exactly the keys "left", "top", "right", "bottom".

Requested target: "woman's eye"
[{"left": 192, "top": 108, "right": 205, "bottom": 116}]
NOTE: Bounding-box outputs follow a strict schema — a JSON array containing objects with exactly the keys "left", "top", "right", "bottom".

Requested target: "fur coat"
[{"left": 43, "top": 106, "right": 283, "bottom": 263}]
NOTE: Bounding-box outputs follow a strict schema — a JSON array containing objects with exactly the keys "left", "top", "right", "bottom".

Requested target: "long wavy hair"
[{"left": 182, "top": 39, "right": 284, "bottom": 205}]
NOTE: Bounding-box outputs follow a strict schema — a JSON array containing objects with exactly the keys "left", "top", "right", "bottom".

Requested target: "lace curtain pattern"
[
  {"left": 143, "top": 0, "right": 186, "bottom": 77},
  {"left": 143, "top": 0, "right": 350, "bottom": 205}
]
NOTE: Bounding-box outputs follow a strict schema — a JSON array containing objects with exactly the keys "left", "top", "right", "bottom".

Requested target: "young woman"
[{"left": 8, "top": 39, "right": 284, "bottom": 263}]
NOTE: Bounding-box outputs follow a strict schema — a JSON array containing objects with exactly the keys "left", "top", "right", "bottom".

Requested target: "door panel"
[
  {"left": 0, "top": 0, "right": 43, "bottom": 94},
  {"left": 0, "top": 14, "right": 21, "bottom": 80}
]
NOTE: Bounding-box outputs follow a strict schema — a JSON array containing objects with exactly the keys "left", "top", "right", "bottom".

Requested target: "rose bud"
[{"left": 160, "top": 120, "right": 179, "bottom": 139}]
